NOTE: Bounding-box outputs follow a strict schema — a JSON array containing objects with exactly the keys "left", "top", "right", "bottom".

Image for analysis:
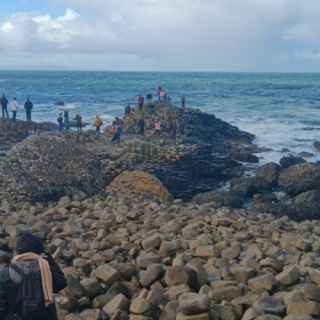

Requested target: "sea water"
[{"left": 0, "top": 70, "right": 320, "bottom": 163}]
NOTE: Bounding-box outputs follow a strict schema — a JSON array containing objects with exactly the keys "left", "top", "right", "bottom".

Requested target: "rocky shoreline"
[{"left": 0, "top": 102, "right": 320, "bottom": 319}]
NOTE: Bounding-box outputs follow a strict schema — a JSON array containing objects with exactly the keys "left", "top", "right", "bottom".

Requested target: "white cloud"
[{"left": 1, "top": 1, "right": 320, "bottom": 71}]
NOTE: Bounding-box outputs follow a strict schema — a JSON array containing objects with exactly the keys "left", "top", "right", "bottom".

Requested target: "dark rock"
[
  {"left": 278, "top": 163, "right": 320, "bottom": 195},
  {"left": 256, "top": 162, "right": 281, "bottom": 189},
  {"left": 279, "top": 155, "right": 306, "bottom": 169},
  {"left": 314, "top": 141, "right": 320, "bottom": 152},
  {"left": 294, "top": 190, "right": 320, "bottom": 220}
]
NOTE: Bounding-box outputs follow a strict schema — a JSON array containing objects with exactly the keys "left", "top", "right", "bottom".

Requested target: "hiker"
[
  {"left": 112, "top": 118, "right": 123, "bottom": 144},
  {"left": 154, "top": 118, "right": 161, "bottom": 135},
  {"left": 24, "top": 97, "right": 33, "bottom": 121},
  {"left": 124, "top": 104, "right": 131, "bottom": 116},
  {"left": 94, "top": 115, "right": 103, "bottom": 133},
  {"left": 138, "top": 118, "right": 145, "bottom": 135},
  {"left": 74, "top": 114, "right": 82, "bottom": 134},
  {"left": 10, "top": 97, "right": 18, "bottom": 122},
  {"left": 0, "top": 94, "right": 9, "bottom": 119},
  {"left": 181, "top": 96, "right": 186, "bottom": 108},
  {"left": 57, "top": 113, "right": 64, "bottom": 132},
  {"left": 0, "top": 231, "right": 67, "bottom": 320},
  {"left": 63, "top": 110, "right": 70, "bottom": 131},
  {"left": 138, "top": 95, "right": 144, "bottom": 110}
]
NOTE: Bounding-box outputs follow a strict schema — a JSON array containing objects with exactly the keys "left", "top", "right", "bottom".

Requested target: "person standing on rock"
[
  {"left": 24, "top": 97, "right": 33, "bottom": 121},
  {"left": 94, "top": 115, "right": 103, "bottom": 133},
  {"left": 181, "top": 96, "right": 186, "bottom": 108},
  {"left": 138, "top": 118, "right": 145, "bottom": 135},
  {"left": 138, "top": 95, "right": 144, "bottom": 110},
  {"left": 157, "top": 86, "right": 162, "bottom": 101},
  {"left": 10, "top": 97, "right": 18, "bottom": 122},
  {"left": 75, "top": 114, "right": 82, "bottom": 134},
  {"left": 57, "top": 113, "right": 64, "bottom": 132},
  {"left": 112, "top": 117, "right": 123, "bottom": 144},
  {"left": 63, "top": 110, "right": 70, "bottom": 131},
  {"left": 0, "top": 231, "right": 67, "bottom": 320},
  {"left": 0, "top": 94, "right": 9, "bottom": 119},
  {"left": 154, "top": 118, "right": 161, "bottom": 135}
]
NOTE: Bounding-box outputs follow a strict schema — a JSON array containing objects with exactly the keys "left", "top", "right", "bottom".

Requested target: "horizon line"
[{"left": 0, "top": 69, "right": 320, "bottom": 74}]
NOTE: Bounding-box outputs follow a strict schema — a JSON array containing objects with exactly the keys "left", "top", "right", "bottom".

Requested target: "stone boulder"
[
  {"left": 256, "top": 162, "right": 281, "bottom": 189},
  {"left": 294, "top": 190, "right": 320, "bottom": 220},
  {"left": 278, "top": 163, "right": 320, "bottom": 195},
  {"left": 106, "top": 170, "right": 173, "bottom": 202},
  {"left": 0, "top": 134, "right": 106, "bottom": 202}
]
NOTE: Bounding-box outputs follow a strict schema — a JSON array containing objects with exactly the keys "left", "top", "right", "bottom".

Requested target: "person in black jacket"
[
  {"left": 0, "top": 94, "right": 9, "bottom": 119},
  {"left": 24, "top": 97, "right": 33, "bottom": 121},
  {"left": 0, "top": 232, "right": 67, "bottom": 320}
]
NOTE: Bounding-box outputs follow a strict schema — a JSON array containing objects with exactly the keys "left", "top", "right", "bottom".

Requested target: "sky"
[{"left": 0, "top": 0, "right": 320, "bottom": 72}]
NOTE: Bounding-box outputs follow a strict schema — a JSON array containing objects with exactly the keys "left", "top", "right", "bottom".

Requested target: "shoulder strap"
[{"left": 9, "top": 263, "right": 25, "bottom": 279}]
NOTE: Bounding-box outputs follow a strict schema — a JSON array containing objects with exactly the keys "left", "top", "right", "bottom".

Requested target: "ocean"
[{"left": 0, "top": 70, "right": 320, "bottom": 163}]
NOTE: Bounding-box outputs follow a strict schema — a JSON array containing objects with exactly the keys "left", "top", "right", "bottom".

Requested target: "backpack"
[{"left": 9, "top": 262, "right": 47, "bottom": 320}]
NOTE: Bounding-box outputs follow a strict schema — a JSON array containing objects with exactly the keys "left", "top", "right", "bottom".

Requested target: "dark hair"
[{"left": 16, "top": 232, "right": 44, "bottom": 255}]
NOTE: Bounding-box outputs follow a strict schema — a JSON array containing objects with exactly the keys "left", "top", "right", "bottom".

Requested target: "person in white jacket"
[{"left": 10, "top": 97, "right": 18, "bottom": 122}]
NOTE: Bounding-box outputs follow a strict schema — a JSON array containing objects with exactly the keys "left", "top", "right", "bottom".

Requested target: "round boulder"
[{"left": 106, "top": 170, "right": 173, "bottom": 202}]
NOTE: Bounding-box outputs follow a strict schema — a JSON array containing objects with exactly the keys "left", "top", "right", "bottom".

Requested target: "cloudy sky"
[{"left": 0, "top": 0, "right": 320, "bottom": 72}]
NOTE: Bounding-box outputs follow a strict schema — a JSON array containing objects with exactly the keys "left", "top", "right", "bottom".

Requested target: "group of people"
[
  {"left": 0, "top": 94, "right": 34, "bottom": 122},
  {"left": 0, "top": 231, "right": 66, "bottom": 320}
]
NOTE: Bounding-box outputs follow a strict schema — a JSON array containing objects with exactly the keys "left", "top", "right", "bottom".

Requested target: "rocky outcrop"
[
  {"left": 124, "top": 103, "right": 254, "bottom": 145},
  {"left": 106, "top": 170, "right": 173, "bottom": 202},
  {"left": 0, "top": 134, "right": 106, "bottom": 202},
  {"left": 0, "top": 103, "right": 257, "bottom": 202},
  {"left": 0, "top": 119, "right": 57, "bottom": 152}
]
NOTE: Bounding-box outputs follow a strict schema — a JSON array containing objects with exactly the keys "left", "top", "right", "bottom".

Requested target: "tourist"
[
  {"left": 74, "top": 114, "right": 82, "bottom": 134},
  {"left": 181, "top": 96, "right": 186, "bottom": 108},
  {"left": 146, "top": 93, "right": 153, "bottom": 102},
  {"left": 0, "top": 231, "right": 67, "bottom": 320},
  {"left": 138, "top": 118, "right": 145, "bottom": 135},
  {"left": 10, "top": 97, "right": 18, "bottom": 122},
  {"left": 159, "top": 90, "right": 166, "bottom": 102},
  {"left": 57, "top": 113, "right": 64, "bottom": 132},
  {"left": 94, "top": 115, "right": 103, "bottom": 133},
  {"left": 157, "top": 86, "right": 162, "bottom": 101},
  {"left": 138, "top": 95, "right": 144, "bottom": 110},
  {"left": 112, "top": 118, "right": 123, "bottom": 144},
  {"left": 24, "top": 97, "right": 33, "bottom": 121},
  {"left": 0, "top": 94, "right": 9, "bottom": 119},
  {"left": 63, "top": 110, "right": 70, "bottom": 131},
  {"left": 154, "top": 118, "right": 161, "bottom": 135},
  {"left": 125, "top": 104, "right": 131, "bottom": 116}
]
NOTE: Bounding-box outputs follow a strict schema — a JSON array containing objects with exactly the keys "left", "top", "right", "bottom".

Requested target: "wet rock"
[{"left": 279, "top": 156, "right": 306, "bottom": 169}]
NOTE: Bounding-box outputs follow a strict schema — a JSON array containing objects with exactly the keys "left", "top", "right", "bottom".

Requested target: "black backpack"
[{"left": 9, "top": 262, "right": 47, "bottom": 320}]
